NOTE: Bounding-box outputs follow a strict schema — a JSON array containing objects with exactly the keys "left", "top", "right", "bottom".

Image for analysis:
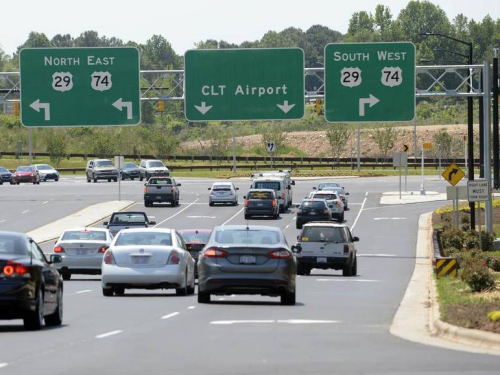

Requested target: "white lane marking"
[
  {"left": 187, "top": 306, "right": 196, "bottom": 310},
  {"left": 365, "top": 192, "right": 369, "bottom": 197},
  {"left": 22, "top": 210, "right": 29, "bottom": 214},
  {"left": 221, "top": 207, "right": 245, "bottom": 226},
  {"left": 357, "top": 254, "right": 397, "bottom": 257},
  {"left": 351, "top": 196, "right": 367, "bottom": 231},
  {"left": 0, "top": 363, "right": 8, "bottom": 369},
  {"left": 277, "top": 319, "right": 340, "bottom": 324},
  {"left": 374, "top": 217, "right": 406, "bottom": 221},
  {"left": 161, "top": 312, "right": 180, "bottom": 320},
  {"left": 154, "top": 199, "right": 199, "bottom": 228},
  {"left": 95, "top": 330, "right": 122, "bottom": 339},
  {"left": 76, "top": 290, "right": 92, "bottom": 294},
  {"left": 186, "top": 216, "right": 216, "bottom": 219},
  {"left": 316, "top": 279, "right": 380, "bottom": 282},
  {"left": 42, "top": 201, "right": 49, "bottom": 205},
  {"left": 218, "top": 298, "right": 225, "bottom": 301},
  {"left": 0, "top": 220, "right": 5, "bottom": 224},
  {"left": 285, "top": 224, "right": 290, "bottom": 229},
  {"left": 211, "top": 320, "right": 275, "bottom": 325}
]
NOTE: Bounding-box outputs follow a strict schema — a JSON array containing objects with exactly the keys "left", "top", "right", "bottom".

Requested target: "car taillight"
[
  {"left": 297, "top": 208, "right": 303, "bottom": 214},
  {"left": 344, "top": 245, "right": 349, "bottom": 254},
  {"left": 54, "top": 246, "right": 65, "bottom": 253},
  {"left": 171, "top": 186, "right": 175, "bottom": 193},
  {"left": 323, "top": 209, "right": 329, "bottom": 214},
  {"left": 1, "top": 261, "right": 30, "bottom": 278},
  {"left": 272, "top": 199, "right": 277, "bottom": 206},
  {"left": 336, "top": 200, "right": 342, "bottom": 205},
  {"left": 203, "top": 248, "right": 228, "bottom": 258},
  {"left": 268, "top": 249, "right": 293, "bottom": 259},
  {"left": 104, "top": 250, "right": 116, "bottom": 264},
  {"left": 98, "top": 246, "right": 107, "bottom": 254},
  {"left": 167, "top": 250, "right": 180, "bottom": 264},
  {"left": 244, "top": 199, "right": 249, "bottom": 207},
  {"left": 143, "top": 186, "right": 147, "bottom": 193}
]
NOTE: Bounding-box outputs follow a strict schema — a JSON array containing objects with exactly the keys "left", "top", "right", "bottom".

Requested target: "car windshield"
[
  {"left": 248, "top": 191, "right": 273, "bottom": 199},
  {"left": 16, "top": 167, "right": 33, "bottom": 172},
  {"left": 179, "top": 231, "right": 211, "bottom": 243},
  {"left": 147, "top": 161, "right": 164, "bottom": 168},
  {"left": 301, "top": 227, "right": 347, "bottom": 243},
  {"left": 0, "top": 167, "right": 8, "bottom": 172},
  {"left": 215, "top": 229, "right": 281, "bottom": 245},
  {"left": 0, "top": 235, "right": 29, "bottom": 256},
  {"left": 302, "top": 201, "right": 327, "bottom": 208},
  {"left": 318, "top": 183, "right": 339, "bottom": 190},
  {"left": 254, "top": 181, "right": 280, "bottom": 190},
  {"left": 35, "top": 165, "right": 52, "bottom": 170},
  {"left": 149, "top": 178, "right": 172, "bottom": 185},
  {"left": 312, "top": 193, "right": 338, "bottom": 200},
  {"left": 96, "top": 161, "right": 113, "bottom": 167},
  {"left": 111, "top": 213, "right": 147, "bottom": 224},
  {"left": 62, "top": 230, "right": 107, "bottom": 241},
  {"left": 115, "top": 232, "right": 172, "bottom": 246},
  {"left": 124, "top": 163, "right": 137, "bottom": 168}
]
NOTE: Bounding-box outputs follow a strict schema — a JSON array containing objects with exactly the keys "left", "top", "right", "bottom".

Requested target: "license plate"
[
  {"left": 76, "top": 249, "right": 87, "bottom": 255},
  {"left": 317, "top": 257, "right": 327, "bottom": 263},
  {"left": 257, "top": 203, "right": 263, "bottom": 206},
  {"left": 156, "top": 196, "right": 162, "bottom": 199},
  {"left": 132, "top": 256, "right": 150, "bottom": 265},
  {"left": 310, "top": 211, "right": 316, "bottom": 215},
  {"left": 240, "top": 255, "right": 256, "bottom": 264}
]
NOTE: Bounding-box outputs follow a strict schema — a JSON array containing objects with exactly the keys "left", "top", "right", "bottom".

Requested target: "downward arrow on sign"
[
  {"left": 195, "top": 102, "right": 212, "bottom": 115},
  {"left": 277, "top": 101, "right": 295, "bottom": 114}
]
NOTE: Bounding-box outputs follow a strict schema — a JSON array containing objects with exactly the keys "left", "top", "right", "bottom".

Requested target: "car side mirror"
[
  {"left": 144, "top": 183, "right": 147, "bottom": 186},
  {"left": 353, "top": 237, "right": 359, "bottom": 242},
  {"left": 291, "top": 181, "right": 295, "bottom": 185},
  {"left": 177, "top": 183, "right": 182, "bottom": 186},
  {"left": 243, "top": 195, "right": 246, "bottom": 199},
  {"left": 291, "top": 245, "right": 302, "bottom": 254},
  {"left": 50, "top": 255, "right": 63, "bottom": 264},
  {"left": 103, "top": 222, "right": 108, "bottom": 226},
  {"left": 312, "top": 187, "right": 317, "bottom": 190},
  {"left": 287, "top": 185, "right": 291, "bottom": 190},
  {"left": 149, "top": 221, "right": 157, "bottom": 226},
  {"left": 236, "top": 187, "right": 239, "bottom": 190},
  {"left": 208, "top": 187, "right": 211, "bottom": 190},
  {"left": 295, "top": 204, "right": 300, "bottom": 208},
  {"left": 346, "top": 192, "right": 350, "bottom": 195}
]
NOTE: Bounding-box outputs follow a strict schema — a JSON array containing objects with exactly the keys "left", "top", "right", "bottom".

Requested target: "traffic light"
[{"left": 158, "top": 101, "right": 165, "bottom": 112}]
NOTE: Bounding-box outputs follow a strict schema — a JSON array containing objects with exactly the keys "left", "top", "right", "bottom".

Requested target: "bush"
[
  {"left": 480, "top": 231, "right": 496, "bottom": 252},
  {"left": 460, "top": 252, "right": 496, "bottom": 292},
  {"left": 487, "top": 256, "right": 500, "bottom": 272},
  {"left": 464, "top": 231, "right": 480, "bottom": 250},
  {"left": 487, "top": 311, "right": 500, "bottom": 322},
  {"left": 440, "top": 229, "right": 464, "bottom": 250}
]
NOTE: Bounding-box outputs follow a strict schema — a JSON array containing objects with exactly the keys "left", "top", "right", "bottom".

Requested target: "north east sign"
[
  {"left": 324, "top": 42, "right": 415, "bottom": 123},
  {"left": 20, "top": 47, "right": 140, "bottom": 127},
  {"left": 184, "top": 48, "right": 304, "bottom": 121}
]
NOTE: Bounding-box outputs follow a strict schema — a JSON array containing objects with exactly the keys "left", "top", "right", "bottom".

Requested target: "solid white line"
[
  {"left": 76, "top": 290, "right": 92, "bottom": 294},
  {"left": 95, "top": 330, "right": 122, "bottom": 339},
  {"left": 22, "top": 210, "right": 29, "bottom": 214},
  {"left": 316, "top": 279, "right": 380, "bottom": 282},
  {"left": 277, "top": 319, "right": 340, "bottom": 324},
  {"left": 365, "top": 192, "right": 369, "bottom": 197},
  {"left": 351, "top": 197, "right": 367, "bottom": 231},
  {"left": 0, "top": 363, "right": 8, "bottom": 369},
  {"left": 0, "top": 220, "right": 5, "bottom": 224},
  {"left": 221, "top": 207, "right": 244, "bottom": 226},
  {"left": 218, "top": 298, "right": 225, "bottom": 301},
  {"left": 161, "top": 312, "right": 180, "bottom": 320},
  {"left": 210, "top": 320, "right": 275, "bottom": 325},
  {"left": 357, "top": 254, "right": 398, "bottom": 257},
  {"left": 42, "top": 201, "right": 49, "bottom": 205},
  {"left": 210, "top": 319, "right": 340, "bottom": 325},
  {"left": 154, "top": 199, "right": 199, "bottom": 228},
  {"left": 187, "top": 306, "right": 196, "bottom": 310}
]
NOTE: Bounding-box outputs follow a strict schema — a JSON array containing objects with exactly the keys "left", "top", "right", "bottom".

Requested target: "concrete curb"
[
  {"left": 390, "top": 212, "right": 500, "bottom": 355},
  {"left": 28, "top": 200, "right": 135, "bottom": 244}
]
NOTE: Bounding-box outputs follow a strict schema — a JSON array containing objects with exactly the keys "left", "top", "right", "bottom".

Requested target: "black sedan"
[
  {"left": 120, "top": 162, "right": 140, "bottom": 180},
  {"left": 0, "top": 166, "right": 13, "bottom": 185},
  {"left": 0, "top": 231, "right": 63, "bottom": 330}
]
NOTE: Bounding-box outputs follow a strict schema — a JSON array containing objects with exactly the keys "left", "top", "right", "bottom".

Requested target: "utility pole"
[
  {"left": 483, "top": 61, "right": 493, "bottom": 233},
  {"left": 493, "top": 49, "right": 499, "bottom": 189}
]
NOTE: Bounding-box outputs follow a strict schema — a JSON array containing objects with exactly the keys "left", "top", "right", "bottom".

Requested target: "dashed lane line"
[
  {"left": 0, "top": 363, "right": 8, "bottom": 369},
  {"left": 187, "top": 306, "right": 196, "bottom": 310},
  {"left": 316, "top": 279, "right": 380, "bottom": 282},
  {"left": 161, "top": 312, "right": 180, "bottom": 320},
  {"left": 76, "top": 290, "right": 92, "bottom": 294},
  {"left": 351, "top": 196, "right": 367, "bottom": 231},
  {"left": 22, "top": 210, "right": 29, "bottom": 214},
  {"left": 210, "top": 320, "right": 340, "bottom": 325},
  {"left": 221, "top": 207, "right": 245, "bottom": 226},
  {"left": 153, "top": 199, "right": 199, "bottom": 228},
  {"left": 95, "top": 330, "right": 122, "bottom": 339},
  {"left": 42, "top": 201, "right": 49, "bottom": 205}
]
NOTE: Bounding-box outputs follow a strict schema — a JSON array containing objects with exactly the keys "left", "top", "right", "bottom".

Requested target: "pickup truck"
[
  {"left": 103, "top": 211, "right": 156, "bottom": 237},
  {"left": 144, "top": 177, "right": 181, "bottom": 207}
]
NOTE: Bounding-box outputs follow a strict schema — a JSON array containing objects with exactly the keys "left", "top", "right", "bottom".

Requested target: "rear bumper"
[
  {"left": 210, "top": 196, "right": 236, "bottom": 203},
  {"left": 57, "top": 255, "right": 103, "bottom": 272},
  {"left": 0, "top": 282, "right": 37, "bottom": 319},
  {"left": 199, "top": 274, "right": 295, "bottom": 296},
  {"left": 297, "top": 256, "right": 349, "bottom": 269},
  {"left": 93, "top": 174, "right": 118, "bottom": 180},
  {"left": 297, "top": 214, "right": 331, "bottom": 224},
  {"left": 102, "top": 264, "right": 183, "bottom": 289},
  {"left": 144, "top": 193, "right": 175, "bottom": 202},
  {"left": 245, "top": 207, "right": 277, "bottom": 216}
]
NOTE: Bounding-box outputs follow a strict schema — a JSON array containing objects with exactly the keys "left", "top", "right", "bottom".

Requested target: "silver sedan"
[
  {"left": 101, "top": 228, "right": 195, "bottom": 297},
  {"left": 53, "top": 228, "right": 112, "bottom": 280}
]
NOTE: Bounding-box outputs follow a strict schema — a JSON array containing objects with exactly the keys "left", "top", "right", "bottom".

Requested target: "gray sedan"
[{"left": 197, "top": 225, "right": 296, "bottom": 305}]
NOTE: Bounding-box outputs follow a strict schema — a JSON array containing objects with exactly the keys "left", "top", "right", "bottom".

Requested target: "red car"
[
  {"left": 178, "top": 229, "right": 212, "bottom": 275},
  {"left": 12, "top": 166, "right": 40, "bottom": 185}
]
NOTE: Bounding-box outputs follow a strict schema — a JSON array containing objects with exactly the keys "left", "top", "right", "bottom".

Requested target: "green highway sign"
[
  {"left": 324, "top": 42, "right": 415, "bottom": 123},
  {"left": 20, "top": 47, "right": 140, "bottom": 127},
  {"left": 184, "top": 48, "right": 304, "bottom": 121}
]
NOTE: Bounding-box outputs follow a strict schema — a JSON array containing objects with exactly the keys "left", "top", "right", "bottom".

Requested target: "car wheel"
[
  {"left": 209, "top": 202, "right": 214, "bottom": 207},
  {"left": 10, "top": 181, "right": 14, "bottom": 185},
  {"left": 55, "top": 178, "right": 59, "bottom": 182},
  {"left": 0, "top": 181, "right": 2, "bottom": 185},
  {"left": 93, "top": 174, "right": 97, "bottom": 183},
  {"left": 338, "top": 213, "right": 344, "bottom": 223},
  {"left": 187, "top": 274, "right": 195, "bottom": 295},
  {"left": 33, "top": 181, "right": 36, "bottom": 185},
  {"left": 17, "top": 182, "right": 20, "bottom": 185},
  {"left": 107, "top": 178, "right": 111, "bottom": 182},
  {"left": 45, "top": 287, "right": 63, "bottom": 326},
  {"left": 102, "top": 288, "right": 114, "bottom": 297},
  {"left": 24, "top": 289, "right": 44, "bottom": 330},
  {"left": 343, "top": 261, "right": 353, "bottom": 277},
  {"left": 114, "top": 287, "right": 125, "bottom": 296},
  {"left": 279, "top": 205, "right": 285, "bottom": 213},
  {"left": 351, "top": 256, "right": 357, "bottom": 276},
  {"left": 145, "top": 173, "right": 150, "bottom": 181},
  {"left": 198, "top": 291, "right": 210, "bottom": 304},
  {"left": 87, "top": 177, "right": 91, "bottom": 183},
  {"left": 304, "top": 266, "right": 311, "bottom": 276},
  {"left": 233, "top": 200, "right": 238, "bottom": 206},
  {"left": 140, "top": 175, "right": 144, "bottom": 181},
  {"left": 297, "top": 263, "right": 305, "bottom": 276},
  {"left": 113, "top": 178, "right": 117, "bottom": 182},
  {"left": 144, "top": 200, "right": 150, "bottom": 207},
  {"left": 281, "top": 288, "right": 296, "bottom": 305},
  {"left": 61, "top": 271, "right": 71, "bottom": 281},
  {"left": 296, "top": 221, "right": 303, "bottom": 230},
  {"left": 176, "top": 273, "right": 188, "bottom": 296},
  {"left": 244, "top": 214, "right": 251, "bottom": 220}
]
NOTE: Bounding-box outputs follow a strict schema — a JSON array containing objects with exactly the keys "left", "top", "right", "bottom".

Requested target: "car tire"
[
  {"left": 24, "top": 289, "right": 44, "bottom": 330},
  {"left": 55, "top": 178, "right": 59, "bottom": 182},
  {"left": 87, "top": 176, "right": 91, "bottom": 183},
  {"left": 61, "top": 271, "right": 71, "bottom": 281},
  {"left": 343, "top": 262, "right": 353, "bottom": 277},
  {"left": 297, "top": 263, "right": 306, "bottom": 276},
  {"left": 45, "top": 288, "right": 63, "bottom": 326},
  {"left": 93, "top": 174, "right": 97, "bottom": 183},
  {"left": 114, "top": 287, "right": 125, "bottom": 296},
  {"left": 281, "top": 288, "right": 296, "bottom": 306},
  {"left": 279, "top": 205, "right": 285, "bottom": 213},
  {"left": 244, "top": 214, "right": 251, "bottom": 220},
  {"left": 209, "top": 202, "right": 214, "bottom": 207},
  {"left": 102, "top": 288, "right": 114, "bottom": 297},
  {"left": 198, "top": 291, "right": 210, "bottom": 304},
  {"left": 144, "top": 200, "right": 151, "bottom": 207},
  {"left": 304, "top": 266, "right": 311, "bottom": 276},
  {"left": 33, "top": 181, "right": 36, "bottom": 185},
  {"left": 296, "top": 221, "right": 303, "bottom": 230},
  {"left": 140, "top": 175, "right": 144, "bottom": 181},
  {"left": 17, "top": 182, "right": 20, "bottom": 185},
  {"left": 187, "top": 274, "right": 195, "bottom": 295},
  {"left": 351, "top": 256, "right": 357, "bottom": 276},
  {"left": 338, "top": 213, "right": 344, "bottom": 223},
  {"left": 176, "top": 282, "right": 188, "bottom": 296}
]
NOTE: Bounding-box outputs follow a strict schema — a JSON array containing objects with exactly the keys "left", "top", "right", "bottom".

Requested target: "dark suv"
[
  {"left": 296, "top": 199, "right": 331, "bottom": 229},
  {"left": 244, "top": 189, "right": 280, "bottom": 219}
]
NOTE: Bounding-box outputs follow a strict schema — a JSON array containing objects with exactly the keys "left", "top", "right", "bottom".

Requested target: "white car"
[
  {"left": 101, "top": 228, "right": 196, "bottom": 297},
  {"left": 53, "top": 228, "right": 112, "bottom": 280},
  {"left": 208, "top": 182, "right": 239, "bottom": 206},
  {"left": 34, "top": 164, "right": 59, "bottom": 182}
]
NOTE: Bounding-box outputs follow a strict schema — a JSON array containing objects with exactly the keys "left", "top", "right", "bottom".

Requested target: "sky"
[{"left": 2, "top": 0, "right": 499, "bottom": 56}]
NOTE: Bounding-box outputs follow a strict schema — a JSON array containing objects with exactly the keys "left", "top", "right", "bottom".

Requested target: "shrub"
[
  {"left": 460, "top": 252, "right": 496, "bottom": 292},
  {"left": 440, "top": 229, "right": 464, "bottom": 250},
  {"left": 443, "top": 247, "right": 461, "bottom": 257},
  {"left": 480, "top": 231, "right": 496, "bottom": 252},
  {"left": 464, "top": 231, "right": 480, "bottom": 250},
  {"left": 487, "top": 256, "right": 500, "bottom": 272},
  {"left": 487, "top": 311, "right": 500, "bottom": 322}
]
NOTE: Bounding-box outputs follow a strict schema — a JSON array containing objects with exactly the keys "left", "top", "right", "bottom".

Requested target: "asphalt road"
[{"left": 0, "top": 175, "right": 498, "bottom": 374}]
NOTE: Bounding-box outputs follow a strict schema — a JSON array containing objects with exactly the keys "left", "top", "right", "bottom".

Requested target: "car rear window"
[
  {"left": 111, "top": 213, "right": 147, "bottom": 223},
  {"left": 215, "top": 229, "right": 280, "bottom": 245},
  {"left": 0, "top": 167, "right": 8, "bottom": 172},
  {"left": 36, "top": 165, "right": 51, "bottom": 170},
  {"left": 179, "top": 231, "right": 211, "bottom": 243},
  {"left": 302, "top": 201, "right": 327, "bottom": 208},
  {"left": 254, "top": 181, "right": 281, "bottom": 190},
  {"left": 248, "top": 191, "right": 273, "bottom": 199},
  {"left": 115, "top": 232, "right": 172, "bottom": 246},
  {"left": 0, "top": 236, "right": 29, "bottom": 256},
  {"left": 149, "top": 178, "right": 172, "bottom": 185},
  {"left": 312, "top": 193, "right": 338, "bottom": 200},
  {"left": 62, "top": 231, "right": 107, "bottom": 241},
  {"left": 301, "top": 227, "right": 347, "bottom": 243}
]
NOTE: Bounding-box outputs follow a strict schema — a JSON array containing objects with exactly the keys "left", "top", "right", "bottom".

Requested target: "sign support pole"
[
  {"left": 357, "top": 124, "right": 361, "bottom": 172},
  {"left": 405, "top": 163, "right": 408, "bottom": 193},
  {"left": 438, "top": 144, "right": 442, "bottom": 179},
  {"left": 232, "top": 122, "right": 237, "bottom": 173},
  {"left": 482, "top": 61, "right": 493, "bottom": 233},
  {"left": 28, "top": 128, "right": 32, "bottom": 165},
  {"left": 420, "top": 144, "right": 426, "bottom": 195},
  {"left": 455, "top": 193, "right": 459, "bottom": 230},
  {"left": 478, "top": 201, "right": 482, "bottom": 249},
  {"left": 399, "top": 153, "right": 402, "bottom": 199}
]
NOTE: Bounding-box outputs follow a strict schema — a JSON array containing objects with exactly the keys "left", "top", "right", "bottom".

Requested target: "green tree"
[
  {"left": 141, "top": 35, "right": 181, "bottom": 70},
  {"left": 433, "top": 128, "right": 453, "bottom": 159},
  {"left": 206, "top": 124, "right": 231, "bottom": 163},
  {"left": 373, "top": 125, "right": 399, "bottom": 159},
  {"left": 45, "top": 130, "right": 67, "bottom": 168},
  {"left": 260, "top": 124, "right": 288, "bottom": 156},
  {"left": 51, "top": 34, "right": 74, "bottom": 48},
  {"left": 147, "top": 125, "right": 180, "bottom": 159},
  {"left": 326, "top": 124, "right": 354, "bottom": 165}
]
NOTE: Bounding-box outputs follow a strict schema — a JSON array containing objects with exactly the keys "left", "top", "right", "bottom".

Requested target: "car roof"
[
  {"left": 303, "top": 222, "right": 348, "bottom": 228},
  {"left": 248, "top": 188, "right": 275, "bottom": 193},
  {"left": 252, "top": 177, "right": 284, "bottom": 181},
  {"left": 111, "top": 211, "right": 148, "bottom": 215},
  {"left": 63, "top": 227, "right": 109, "bottom": 233},
  {"left": 214, "top": 225, "right": 281, "bottom": 232},
  {"left": 142, "top": 159, "right": 162, "bottom": 162},
  {"left": 0, "top": 231, "right": 29, "bottom": 239},
  {"left": 117, "top": 228, "right": 171, "bottom": 234},
  {"left": 178, "top": 229, "right": 212, "bottom": 234},
  {"left": 212, "top": 181, "right": 233, "bottom": 185}
]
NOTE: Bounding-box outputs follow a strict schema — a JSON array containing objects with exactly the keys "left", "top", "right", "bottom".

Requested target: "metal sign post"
[
  {"left": 393, "top": 152, "right": 407, "bottom": 199},
  {"left": 482, "top": 61, "right": 493, "bottom": 233},
  {"left": 468, "top": 180, "right": 489, "bottom": 247},
  {"left": 115, "top": 156, "right": 124, "bottom": 202}
]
